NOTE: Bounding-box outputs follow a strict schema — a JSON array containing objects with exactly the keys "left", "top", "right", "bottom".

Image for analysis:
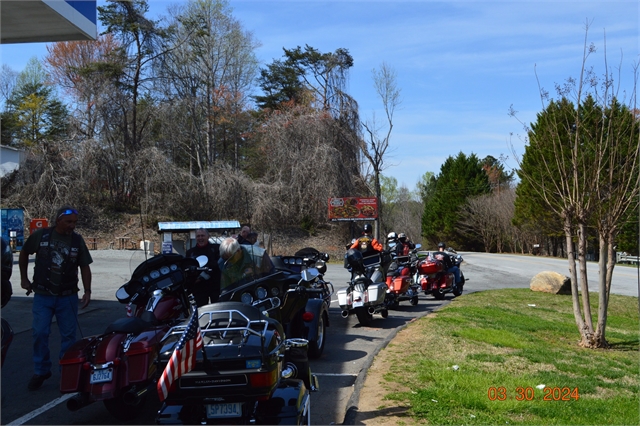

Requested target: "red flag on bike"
[{"left": 157, "top": 307, "right": 203, "bottom": 402}]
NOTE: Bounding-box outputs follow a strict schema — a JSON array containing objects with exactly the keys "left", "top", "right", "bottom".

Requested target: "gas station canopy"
[{"left": 1, "top": 0, "right": 97, "bottom": 44}]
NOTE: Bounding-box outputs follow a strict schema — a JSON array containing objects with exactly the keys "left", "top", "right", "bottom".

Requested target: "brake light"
[
  {"left": 82, "top": 362, "right": 91, "bottom": 370},
  {"left": 113, "top": 357, "right": 121, "bottom": 366},
  {"left": 302, "top": 312, "right": 314, "bottom": 322},
  {"left": 249, "top": 369, "right": 278, "bottom": 388}
]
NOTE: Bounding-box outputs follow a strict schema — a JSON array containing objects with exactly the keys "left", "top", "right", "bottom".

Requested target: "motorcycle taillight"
[
  {"left": 249, "top": 369, "right": 278, "bottom": 388},
  {"left": 126, "top": 303, "right": 133, "bottom": 317},
  {"left": 302, "top": 311, "right": 314, "bottom": 322}
]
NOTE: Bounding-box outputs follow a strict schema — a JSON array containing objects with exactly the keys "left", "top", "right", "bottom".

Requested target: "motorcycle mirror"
[
  {"left": 196, "top": 255, "right": 208, "bottom": 267},
  {"left": 115, "top": 286, "right": 131, "bottom": 303},
  {"left": 415, "top": 243, "right": 422, "bottom": 249},
  {"left": 301, "top": 268, "right": 319, "bottom": 282}
]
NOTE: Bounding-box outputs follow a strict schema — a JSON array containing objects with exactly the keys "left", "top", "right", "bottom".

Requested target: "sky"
[{"left": 1, "top": 0, "right": 638, "bottom": 192}]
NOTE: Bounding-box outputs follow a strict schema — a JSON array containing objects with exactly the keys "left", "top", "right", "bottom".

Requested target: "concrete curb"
[{"left": 341, "top": 300, "right": 451, "bottom": 425}]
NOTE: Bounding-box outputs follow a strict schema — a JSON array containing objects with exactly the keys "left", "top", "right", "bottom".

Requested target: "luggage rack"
[{"left": 164, "top": 308, "right": 270, "bottom": 347}]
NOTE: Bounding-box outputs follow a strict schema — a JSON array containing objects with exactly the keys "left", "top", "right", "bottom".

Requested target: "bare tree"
[
  {"left": 511, "top": 22, "right": 639, "bottom": 348},
  {"left": 361, "top": 62, "right": 401, "bottom": 240}
]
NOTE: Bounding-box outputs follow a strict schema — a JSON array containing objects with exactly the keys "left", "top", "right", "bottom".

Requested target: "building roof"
[{"left": 1, "top": 1, "right": 97, "bottom": 44}]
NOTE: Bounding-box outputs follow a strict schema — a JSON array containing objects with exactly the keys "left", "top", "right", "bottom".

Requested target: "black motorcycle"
[
  {"left": 156, "top": 269, "right": 322, "bottom": 425},
  {"left": 271, "top": 247, "right": 334, "bottom": 358}
]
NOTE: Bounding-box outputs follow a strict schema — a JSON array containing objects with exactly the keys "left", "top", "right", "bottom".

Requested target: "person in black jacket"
[
  {"left": 434, "top": 242, "right": 461, "bottom": 287},
  {"left": 1, "top": 237, "right": 12, "bottom": 308},
  {"left": 186, "top": 228, "right": 221, "bottom": 306}
]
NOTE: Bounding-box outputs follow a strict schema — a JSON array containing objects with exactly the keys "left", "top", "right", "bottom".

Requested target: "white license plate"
[
  {"left": 206, "top": 402, "right": 243, "bottom": 418},
  {"left": 352, "top": 300, "right": 364, "bottom": 308},
  {"left": 90, "top": 368, "right": 113, "bottom": 384}
]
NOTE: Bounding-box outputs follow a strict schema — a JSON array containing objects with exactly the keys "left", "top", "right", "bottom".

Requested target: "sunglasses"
[{"left": 57, "top": 209, "right": 79, "bottom": 219}]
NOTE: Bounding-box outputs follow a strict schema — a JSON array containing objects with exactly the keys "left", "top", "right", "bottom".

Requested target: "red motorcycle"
[
  {"left": 416, "top": 251, "right": 464, "bottom": 300},
  {"left": 384, "top": 247, "right": 421, "bottom": 308},
  {"left": 59, "top": 253, "right": 203, "bottom": 420}
]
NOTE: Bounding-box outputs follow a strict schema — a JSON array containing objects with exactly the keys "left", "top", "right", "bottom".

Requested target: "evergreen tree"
[{"left": 422, "top": 152, "right": 490, "bottom": 249}]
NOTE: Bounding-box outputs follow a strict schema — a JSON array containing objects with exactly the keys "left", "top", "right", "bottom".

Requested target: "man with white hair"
[
  {"left": 218, "top": 237, "right": 274, "bottom": 290},
  {"left": 236, "top": 226, "right": 251, "bottom": 245}
]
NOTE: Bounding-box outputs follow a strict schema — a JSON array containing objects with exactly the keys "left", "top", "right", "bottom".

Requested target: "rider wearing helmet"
[
  {"left": 396, "top": 233, "right": 415, "bottom": 256},
  {"left": 434, "top": 242, "right": 461, "bottom": 289},
  {"left": 350, "top": 223, "right": 383, "bottom": 254},
  {"left": 386, "top": 232, "right": 398, "bottom": 251}
]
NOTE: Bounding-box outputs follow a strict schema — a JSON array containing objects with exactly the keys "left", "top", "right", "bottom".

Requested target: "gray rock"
[{"left": 530, "top": 271, "right": 572, "bottom": 294}]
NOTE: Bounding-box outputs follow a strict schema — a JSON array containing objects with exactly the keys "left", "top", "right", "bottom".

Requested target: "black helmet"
[
  {"left": 398, "top": 233, "right": 407, "bottom": 241},
  {"left": 363, "top": 224, "right": 372, "bottom": 233},
  {"left": 437, "top": 242, "right": 446, "bottom": 249}
]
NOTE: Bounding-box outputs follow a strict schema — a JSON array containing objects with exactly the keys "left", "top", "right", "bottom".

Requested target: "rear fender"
[
  {"left": 303, "top": 298, "right": 328, "bottom": 341},
  {"left": 256, "top": 379, "right": 308, "bottom": 424},
  {"left": 86, "top": 333, "right": 129, "bottom": 397}
]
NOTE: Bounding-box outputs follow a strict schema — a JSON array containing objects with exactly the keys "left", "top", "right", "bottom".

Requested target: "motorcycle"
[
  {"left": 384, "top": 245, "right": 422, "bottom": 308},
  {"left": 155, "top": 268, "right": 322, "bottom": 425},
  {"left": 337, "top": 249, "right": 389, "bottom": 326},
  {"left": 59, "top": 253, "right": 205, "bottom": 420},
  {"left": 271, "top": 247, "right": 334, "bottom": 358},
  {"left": 416, "top": 250, "right": 465, "bottom": 299}
]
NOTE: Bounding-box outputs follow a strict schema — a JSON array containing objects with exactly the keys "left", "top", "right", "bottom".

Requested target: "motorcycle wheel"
[
  {"left": 308, "top": 312, "right": 326, "bottom": 359},
  {"left": 433, "top": 290, "right": 446, "bottom": 300},
  {"left": 103, "top": 392, "right": 147, "bottom": 421},
  {"left": 354, "top": 307, "right": 372, "bottom": 326},
  {"left": 453, "top": 280, "right": 463, "bottom": 297},
  {"left": 410, "top": 296, "right": 419, "bottom": 305}
]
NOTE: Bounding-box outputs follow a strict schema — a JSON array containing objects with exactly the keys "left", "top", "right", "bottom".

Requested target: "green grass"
[{"left": 374, "top": 289, "right": 639, "bottom": 425}]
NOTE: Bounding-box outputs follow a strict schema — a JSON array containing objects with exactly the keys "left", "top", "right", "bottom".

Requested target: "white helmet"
[
  {"left": 387, "top": 232, "right": 397, "bottom": 241},
  {"left": 398, "top": 233, "right": 407, "bottom": 241}
]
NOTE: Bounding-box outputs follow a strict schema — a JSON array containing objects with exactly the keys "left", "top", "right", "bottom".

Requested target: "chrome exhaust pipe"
[
  {"left": 368, "top": 306, "right": 376, "bottom": 315},
  {"left": 123, "top": 384, "right": 151, "bottom": 406},
  {"left": 66, "top": 394, "right": 94, "bottom": 411},
  {"left": 341, "top": 310, "right": 350, "bottom": 318}
]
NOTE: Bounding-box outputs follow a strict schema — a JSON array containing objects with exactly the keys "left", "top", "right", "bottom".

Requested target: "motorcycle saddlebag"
[
  {"left": 386, "top": 276, "right": 411, "bottom": 293},
  {"left": 366, "top": 282, "right": 388, "bottom": 305},
  {"left": 336, "top": 289, "right": 349, "bottom": 309},
  {"left": 418, "top": 259, "right": 442, "bottom": 275},
  {"left": 59, "top": 337, "right": 95, "bottom": 392},
  {"left": 125, "top": 328, "right": 166, "bottom": 383}
]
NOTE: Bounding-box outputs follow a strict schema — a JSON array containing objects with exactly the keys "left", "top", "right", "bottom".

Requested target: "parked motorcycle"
[
  {"left": 384, "top": 245, "right": 422, "bottom": 308},
  {"left": 337, "top": 249, "right": 389, "bottom": 326},
  {"left": 155, "top": 268, "right": 321, "bottom": 425},
  {"left": 59, "top": 253, "right": 204, "bottom": 420},
  {"left": 271, "top": 247, "right": 334, "bottom": 358},
  {"left": 416, "top": 250, "right": 465, "bottom": 299}
]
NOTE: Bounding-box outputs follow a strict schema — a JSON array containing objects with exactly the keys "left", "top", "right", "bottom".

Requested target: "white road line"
[
  {"left": 314, "top": 373, "right": 357, "bottom": 377},
  {"left": 7, "top": 393, "right": 74, "bottom": 425}
]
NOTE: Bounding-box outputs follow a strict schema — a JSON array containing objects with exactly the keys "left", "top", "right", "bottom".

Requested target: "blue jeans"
[
  {"left": 447, "top": 266, "right": 461, "bottom": 285},
  {"left": 32, "top": 293, "right": 78, "bottom": 375}
]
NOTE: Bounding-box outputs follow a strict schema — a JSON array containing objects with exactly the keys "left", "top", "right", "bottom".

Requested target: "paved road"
[{"left": 2, "top": 250, "right": 637, "bottom": 425}]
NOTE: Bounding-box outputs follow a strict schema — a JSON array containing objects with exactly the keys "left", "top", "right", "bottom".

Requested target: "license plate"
[
  {"left": 90, "top": 367, "right": 113, "bottom": 384},
  {"left": 353, "top": 300, "right": 364, "bottom": 308},
  {"left": 206, "top": 402, "right": 243, "bottom": 418}
]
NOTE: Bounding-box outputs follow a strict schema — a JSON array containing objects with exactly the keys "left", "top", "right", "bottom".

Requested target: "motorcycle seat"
[{"left": 104, "top": 316, "right": 155, "bottom": 334}]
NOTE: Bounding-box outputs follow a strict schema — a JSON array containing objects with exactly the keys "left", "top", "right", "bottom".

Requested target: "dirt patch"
[{"left": 356, "top": 326, "right": 419, "bottom": 426}]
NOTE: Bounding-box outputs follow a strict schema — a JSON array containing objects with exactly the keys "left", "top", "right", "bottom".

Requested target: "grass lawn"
[{"left": 377, "top": 289, "right": 639, "bottom": 425}]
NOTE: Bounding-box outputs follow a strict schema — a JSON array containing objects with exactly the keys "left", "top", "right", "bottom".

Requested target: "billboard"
[{"left": 328, "top": 197, "right": 378, "bottom": 221}]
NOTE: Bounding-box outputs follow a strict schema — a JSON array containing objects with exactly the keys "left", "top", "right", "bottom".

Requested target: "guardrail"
[{"left": 616, "top": 253, "right": 639, "bottom": 264}]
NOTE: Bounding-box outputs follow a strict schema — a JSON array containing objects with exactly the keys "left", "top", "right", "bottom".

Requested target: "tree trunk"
[
  {"left": 593, "top": 233, "right": 611, "bottom": 348},
  {"left": 564, "top": 218, "right": 589, "bottom": 347},
  {"left": 577, "top": 223, "right": 594, "bottom": 333}
]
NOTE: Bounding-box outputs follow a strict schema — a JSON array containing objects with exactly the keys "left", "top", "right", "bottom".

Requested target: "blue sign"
[
  {"left": 1, "top": 208, "right": 25, "bottom": 250},
  {"left": 162, "top": 242, "right": 173, "bottom": 254}
]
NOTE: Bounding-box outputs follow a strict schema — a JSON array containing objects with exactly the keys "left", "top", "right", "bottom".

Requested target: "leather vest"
[{"left": 32, "top": 228, "right": 82, "bottom": 296}]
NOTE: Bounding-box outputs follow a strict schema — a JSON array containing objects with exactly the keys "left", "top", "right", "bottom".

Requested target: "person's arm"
[
  {"left": 19, "top": 248, "right": 32, "bottom": 293},
  {"left": 350, "top": 240, "right": 359, "bottom": 249},
  {"left": 79, "top": 265, "right": 92, "bottom": 309},
  {"left": 372, "top": 239, "right": 384, "bottom": 252}
]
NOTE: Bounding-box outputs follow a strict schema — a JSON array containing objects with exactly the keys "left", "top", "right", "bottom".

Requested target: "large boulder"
[{"left": 530, "top": 271, "right": 572, "bottom": 294}]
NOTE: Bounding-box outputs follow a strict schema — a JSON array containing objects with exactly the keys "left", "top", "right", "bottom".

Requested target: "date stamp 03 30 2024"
[{"left": 488, "top": 386, "right": 580, "bottom": 402}]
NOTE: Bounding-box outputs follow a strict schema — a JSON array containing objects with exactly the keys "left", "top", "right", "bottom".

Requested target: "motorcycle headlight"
[
  {"left": 241, "top": 292, "right": 253, "bottom": 304},
  {"left": 256, "top": 287, "right": 268, "bottom": 300}
]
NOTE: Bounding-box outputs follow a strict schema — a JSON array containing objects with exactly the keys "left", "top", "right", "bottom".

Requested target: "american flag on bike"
[{"left": 157, "top": 306, "right": 203, "bottom": 402}]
